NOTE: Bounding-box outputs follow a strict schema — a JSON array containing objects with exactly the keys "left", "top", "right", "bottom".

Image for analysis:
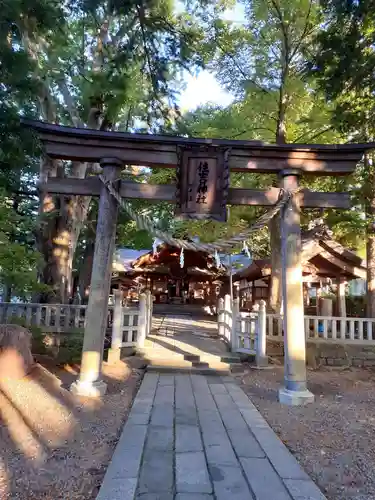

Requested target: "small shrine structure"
[{"left": 234, "top": 225, "right": 366, "bottom": 316}]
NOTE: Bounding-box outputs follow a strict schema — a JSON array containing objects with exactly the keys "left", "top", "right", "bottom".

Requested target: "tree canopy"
[{"left": 0, "top": 0, "right": 374, "bottom": 306}]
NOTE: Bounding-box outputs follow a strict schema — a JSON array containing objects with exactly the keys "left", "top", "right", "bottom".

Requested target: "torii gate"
[{"left": 24, "top": 119, "right": 371, "bottom": 404}]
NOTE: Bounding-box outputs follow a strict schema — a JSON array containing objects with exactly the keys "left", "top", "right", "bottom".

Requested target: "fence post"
[
  {"left": 218, "top": 297, "right": 224, "bottom": 338},
  {"left": 150, "top": 292, "right": 154, "bottom": 333},
  {"left": 231, "top": 297, "right": 240, "bottom": 352},
  {"left": 255, "top": 300, "right": 268, "bottom": 368},
  {"left": 223, "top": 294, "right": 232, "bottom": 346},
  {"left": 107, "top": 290, "right": 123, "bottom": 364},
  {"left": 137, "top": 293, "right": 147, "bottom": 348},
  {"left": 145, "top": 290, "right": 152, "bottom": 336}
]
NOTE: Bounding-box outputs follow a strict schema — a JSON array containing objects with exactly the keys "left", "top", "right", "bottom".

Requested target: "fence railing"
[
  {"left": 217, "top": 296, "right": 268, "bottom": 368},
  {"left": 217, "top": 297, "right": 375, "bottom": 365},
  {"left": 267, "top": 314, "right": 375, "bottom": 344},
  {"left": 0, "top": 289, "right": 154, "bottom": 362},
  {"left": 0, "top": 302, "right": 97, "bottom": 333}
]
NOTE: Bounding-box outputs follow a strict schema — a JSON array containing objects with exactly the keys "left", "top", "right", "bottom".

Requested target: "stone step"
[
  {"left": 137, "top": 348, "right": 241, "bottom": 365},
  {"left": 146, "top": 364, "right": 230, "bottom": 376},
  {"left": 141, "top": 354, "right": 244, "bottom": 375},
  {"left": 191, "top": 361, "right": 210, "bottom": 369}
]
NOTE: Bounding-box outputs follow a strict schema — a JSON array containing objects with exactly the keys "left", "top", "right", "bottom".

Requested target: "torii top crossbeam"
[
  {"left": 23, "top": 119, "right": 374, "bottom": 402},
  {"left": 23, "top": 119, "right": 374, "bottom": 175}
]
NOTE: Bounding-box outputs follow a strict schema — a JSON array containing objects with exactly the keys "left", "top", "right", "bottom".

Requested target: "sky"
[
  {"left": 176, "top": 2, "right": 245, "bottom": 112},
  {"left": 178, "top": 71, "right": 234, "bottom": 111}
]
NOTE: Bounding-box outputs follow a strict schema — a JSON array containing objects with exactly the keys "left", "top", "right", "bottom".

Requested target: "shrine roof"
[{"left": 233, "top": 226, "right": 366, "bottom": 282}]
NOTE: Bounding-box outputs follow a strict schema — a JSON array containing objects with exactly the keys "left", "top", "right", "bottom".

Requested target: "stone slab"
[
  {"left": 130, "top": 402, "right": 153, "bottom": 416},
  {"left": 176, "top": 424, "right": 203, "bottom": 452},
  {"left": 117, "top": 424, "right": 148, "bottom": 450},
  {"left": 284, "top": 479, "right": 327, "bottom": 500},
  {"left": 209, "top": 383, "right": 229, "bottom": 395},
  {"left": 197, "top": 407, "right": 222, "bottom": 421},
  {"left": 200, "top": 420, "right": 228, "bottom": 447},
  {"left": 219, "top": 408, "right": 249, "bottom": 431},
  {"left": 150, "top": 405, "right": 174, "bottom": 427},
  {"left": 175, "top": 407, "right": 198, "bottom": 425},
  {"left": 251, "top": 428, "right": 310, "bottom": 481},
  {"left": 212, "top": 393, "right": 236, "bottom": 408},
  {"left": 175, "top": 391, "right": 196, "bottom": 409},
  {"left": 146, "top": 425, "right": 174, "bottom": 451},
  {"left": 154, "top": 385, "right": 174, "bottom": 405},
  {"left": 238, "top": 408, "right": 271, "bottom": 429},
  {"left": 127, "top": 412, "right": 151, "bottom": 426},
  {"left": 136, "top": 494, "right": 174, "bottom": 500},
  {"left": 138, "top": 450, "right": 174, "bottom": 494},
  {"left": 157, "top": 374, "right": 175, "bottom": 386},
  {"left": 176, "top": 451, "right": 212, "bottom": 494},
  {"left": 209, "top": 464, "right": 253, "bottom": 500},
  {"left": 227, "top": 429, "right": 265, "bottom": 458},
  {"left": 205, "top": 441, "right": 238, "bottom": 467},
  {"left": 240, "top": 457, "right": 292, "bottom": 500},
  {"left": 223, "top": 382, "right": 257, "bottom": 409},
  {"left": 96, "top": 477, "right": 137, "bottom": 500},
  {"left": 175, "top": 495, "right": 214, "bottom": 500}
]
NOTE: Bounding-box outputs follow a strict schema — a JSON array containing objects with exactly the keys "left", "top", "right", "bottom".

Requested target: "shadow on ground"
[{"left": 0, "top": 355, "right": 144, "bottom": 500}]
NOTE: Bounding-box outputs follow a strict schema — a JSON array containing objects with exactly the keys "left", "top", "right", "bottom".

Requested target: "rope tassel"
[
  {"left": 242, "top": 241, "right": 251, "bottom": 260},
  {"left": 214, "top": 249, "right": 221, "bottom": 268},
  {"left": 152, "top": 238, "right": 158, "bottom": 256}
]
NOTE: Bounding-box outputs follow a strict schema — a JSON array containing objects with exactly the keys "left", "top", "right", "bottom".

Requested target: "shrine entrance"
[{"left": 25, "top": 118, "right": 372, "bottom": 404}]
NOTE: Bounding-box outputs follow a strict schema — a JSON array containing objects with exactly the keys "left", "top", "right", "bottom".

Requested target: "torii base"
[
  {"left": 278, "top": 387, "right": 314, "bottom": 406},
  {"left": 70, "top": 379, "right": 107, "bottom": 398}
]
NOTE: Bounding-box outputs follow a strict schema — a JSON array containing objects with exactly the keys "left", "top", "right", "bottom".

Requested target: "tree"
[
  {"left": 311, "top": 0, "right": 375, "bottom": 315},
  {"left": 2, "top": 0, "right": 206, "bottom": 302},
  {"left": 178, "top": 0, "right": 352, "bottom": 311},
  {"left": 0, "top": 191, "right": 47, "bottom": 300}
]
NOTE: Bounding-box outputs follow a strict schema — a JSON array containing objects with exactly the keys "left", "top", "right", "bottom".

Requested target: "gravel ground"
[
  {"left": 0, "top": 356, "right": 145, "bottom": 500},
  {"left": 234, "top": 365, "right": 375, "bottom": 500}
]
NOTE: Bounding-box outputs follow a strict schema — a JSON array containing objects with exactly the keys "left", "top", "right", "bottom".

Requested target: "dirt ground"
[
  {"left": 234, "top": 365, "right": 375, "bottom": 500},
  {"left": 0, "top": 355, "right": 145, "bottom": 500}
]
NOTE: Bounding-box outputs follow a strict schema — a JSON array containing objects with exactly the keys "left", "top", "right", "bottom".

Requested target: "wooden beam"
[
  {"left": 39, "top": 178, "right": 351, "bottom": 209},
  {"left": 23, "top": 119, "right": 369, "bottom": 175}
]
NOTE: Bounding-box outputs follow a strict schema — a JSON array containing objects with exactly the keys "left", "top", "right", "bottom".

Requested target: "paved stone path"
[{"left": 97, "top": 372, "right": 326, "bottom": 500}]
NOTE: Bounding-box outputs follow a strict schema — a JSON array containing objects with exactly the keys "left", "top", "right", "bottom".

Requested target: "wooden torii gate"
[{"left": 25, "top": 119, "right": 371, "bottom": 404}]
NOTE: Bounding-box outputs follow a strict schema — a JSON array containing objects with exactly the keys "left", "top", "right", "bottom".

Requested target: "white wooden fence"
[
  {"left": 267, "top": 314, "right": 375, "bottom": 344},
  {"left": 0, "top": 289, "right": 153, "bottom": 357},
  {"left": 218, "top": 296, "right": 375, "bottom": 364},
  {"left": 218, "top": 295, "right": 268, "bottom": 368}
]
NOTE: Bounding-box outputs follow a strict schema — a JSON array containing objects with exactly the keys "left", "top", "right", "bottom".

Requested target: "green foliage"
[
  {"left": 167, "top": 0, "right": 366, "bottom": 253},
  {"left": 55, "top": 336, "right": 83, "bottom": 365},
  {"left": 0, "top": 192, "right": 47, "bottom": 298},
  {"left": 312, "top": 0, "right": 375, "bottom": 138}
]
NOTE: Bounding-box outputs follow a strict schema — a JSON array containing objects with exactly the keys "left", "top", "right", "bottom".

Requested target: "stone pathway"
[{"left": 96, "top": 372, "right": 326, "bottom": 500}]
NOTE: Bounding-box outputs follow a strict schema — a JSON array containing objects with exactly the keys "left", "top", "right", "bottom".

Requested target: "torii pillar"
[
  {"left": 278, "top": 169, "right": 314, "bottom": 405},
  {"left": 70, "top": 158, "right": 123, "bottom": 397}
]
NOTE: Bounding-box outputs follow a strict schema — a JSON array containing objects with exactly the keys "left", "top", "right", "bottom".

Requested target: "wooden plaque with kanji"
[{"left": 176, "top": 148, "right": 228, "bottom": 221}]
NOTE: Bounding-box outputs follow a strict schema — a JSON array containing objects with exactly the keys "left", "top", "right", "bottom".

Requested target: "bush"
[
  {"left": 55, "top": 336, "right": 83, "bottom": 365},
  {"left": 346, "top": 296, "right": 366, "bottom": 317}
]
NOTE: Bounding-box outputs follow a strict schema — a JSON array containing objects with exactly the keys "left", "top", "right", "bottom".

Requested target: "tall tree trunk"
[
  {"left": 366, "top": 153, "right": 375, "bottom": 317},
  {"left": 268, "top": 216, "right": 282, "bottom": 312},
  {"left": 268, "top": 100, "right": 287, "bottom": 312},
  {"left": 78, "top": 238, "right": 96, "bottom": 304},
  {"left": 366, "top": 231, "right": 375, "bottom": 317},
  {"left": 37, "top": 158, "right": 92, "bottom": 303}
]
